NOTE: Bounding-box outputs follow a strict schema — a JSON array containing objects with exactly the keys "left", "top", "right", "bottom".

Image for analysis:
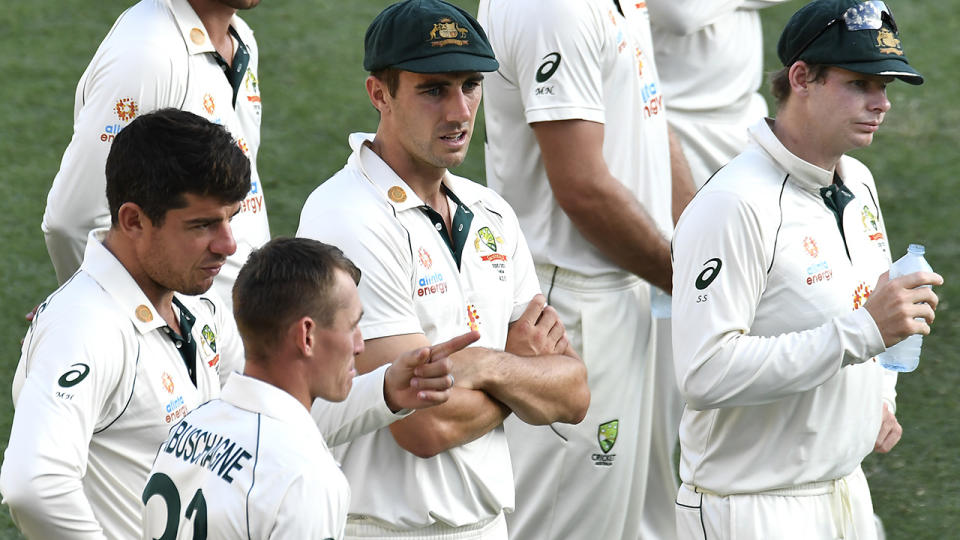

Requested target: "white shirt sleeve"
[
  {"left": 0, "top": 310, "right": 128, "bottom": 539},
  {"left": 672, "top": 190, "right": 885, "bottom": 411},
  {"left": 310, "top": 364, "right": 409, "bottom": 448},
  {"left": 43, "top": 39, "right": 187, "bottom": 283},
  {"left": 496, "top": 0, "right": 606, "bottom": 125}
]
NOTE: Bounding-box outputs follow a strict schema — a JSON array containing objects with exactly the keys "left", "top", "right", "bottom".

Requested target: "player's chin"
[
  {"left": 336, "top": 379, "right": 354, "bottom": 401},
  {"left": 182, "top": 276, "right": 217, "bottom": 296}
]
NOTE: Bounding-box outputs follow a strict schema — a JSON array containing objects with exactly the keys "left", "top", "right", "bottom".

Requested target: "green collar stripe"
[
  {"left": 212, "top": 26, "right": 250, "bottom": 108},
  {"left": 819, "top": 174, "right": 855, "bottom": 261},
  {"left": 165, "top": 297, "right": 199, "bottom": 386},
  {"left": 419, "top": 186, "right": 474, "bottom": 269}
]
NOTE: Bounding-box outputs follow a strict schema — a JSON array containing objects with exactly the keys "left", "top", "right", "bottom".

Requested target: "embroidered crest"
[{"left": 429, "top": 17, "right": 469, "bottom": 47}]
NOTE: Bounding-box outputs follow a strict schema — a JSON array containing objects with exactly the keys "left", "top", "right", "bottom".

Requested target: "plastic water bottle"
[
  {"left": 650, "top": 286, "right": 671, "bottom": 319},
  {"left": 877, "top": 244, "right": 933, "bottom": 372}
]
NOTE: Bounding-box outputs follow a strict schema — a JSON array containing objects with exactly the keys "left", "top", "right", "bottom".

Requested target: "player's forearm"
[
  {"left": 534, "top": 120, "right": 673, "bottom": 291},
  {"left": 389, "top": 388, "right": 510, "bottom": 458},
  {"left": 675, "top": 309, "right": 884, "bottom": 410},
  {"left": 315, "top": 365, "right": 406, "bottom": 447},
  {"left": 669, "top": 127, "right": 696, "bottom": 226},
  {"left": 558, "top": 182, "right": 673, "bottom": 292},
  {"left": 483, "top": 349, "right": 589, "bottom": 425}
]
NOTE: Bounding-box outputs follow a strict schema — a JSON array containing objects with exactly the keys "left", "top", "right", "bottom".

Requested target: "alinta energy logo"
[
  {"left": 100, "top": 98, "right": 137, "bottom": 143},
  {"left": 115, "top": 98, "right": 137, "bottom": 122},
  {"left": 592, "top": 419, "right": 618, "bottom": 466}
]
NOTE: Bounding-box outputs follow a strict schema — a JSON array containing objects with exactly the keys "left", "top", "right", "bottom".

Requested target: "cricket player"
[
  {"left": 649, "top": 0, "right": 790, "bottom": 188},
  {"left": 43, "top": 0, "right": 267, "bottom": 305},
  {"left": 142, "top": 237, "right": 478, "bottom": 539},
  {"left": 478, "top": 1, "right": 695, "bottom": 538},
  {"left": 297, "top": 1, "right": 590, "bottom": 538},
  {"left": 645, "top": 2, "right": 790, "bottom": 536},
  {"left": 672, "top": 1, "right": 942, "bottom": 537},
  {"left": 1, "top": 109, "right": 249, "bottom": 539}
]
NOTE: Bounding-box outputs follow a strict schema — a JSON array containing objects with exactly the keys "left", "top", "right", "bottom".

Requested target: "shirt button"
[
  {"left": 175, "top": 342, "right": 182, "bottom": 349},
  {"left": 435, "top": 223, "right": 442, "bottom": 231},
  {"left": 457, "top": 224, "right": 463, "bottom": 232}
]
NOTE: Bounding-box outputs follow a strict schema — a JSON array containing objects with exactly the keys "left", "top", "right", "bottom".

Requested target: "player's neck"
[
  {"left": 367, "top": 137, "right": 448, "bottom": 207},
  {"left": 771, "top": 113, "right": 842, "bottom": 172},
  {"left": 188, "top": 0, "right": 237, "bottom": 62},
  {"left": 103, "top": 230, "right": 179, "bottom": 331},
  {"left": 243, "top": 357, "right": 313, "bottom": 411}
]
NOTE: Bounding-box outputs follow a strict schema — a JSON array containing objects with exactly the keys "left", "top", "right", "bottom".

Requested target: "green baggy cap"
[
  {"left": 364, "top": 0, "right": 499, "bottom": 74},
  {"left": 778, "top": 0, "right": 922, "bottom": 84}
]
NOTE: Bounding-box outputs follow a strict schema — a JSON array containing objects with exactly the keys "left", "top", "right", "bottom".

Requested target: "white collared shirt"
[
  {"left": 297, "top": 133, "right": 541, "bottom": 528},
  {"left": 671, "top": 118, "right": 896, "bottom": 494},
  {"left": 42, "top": 0, "right": 268, "bottom": 306},
  {"left": 143, "top": 368, "right": 406, "bottom": 540},
  {"left": 1, "top": 229, "right": 243, "bottom": 539},
  {"left": 480, "top": 0, "right": 672, "bottom": 276}
]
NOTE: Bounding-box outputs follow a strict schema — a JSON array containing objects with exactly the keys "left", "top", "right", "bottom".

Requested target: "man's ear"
[
  {"left": 366, "top": 75, "right": 390, "bottom": 114},
  {"left": 115, "top": 202, "right": 149, "bottom": 238},
  {"left": 295, "top": 316, "right": 317, "bottom": 357},
  {"left": 788, "top": 61, "right": 815, "bottom": 96}
]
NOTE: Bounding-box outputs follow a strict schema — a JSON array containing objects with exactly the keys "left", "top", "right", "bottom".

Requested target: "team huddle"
[{"left": 0, "top": 0, "right": 942, "bottom": 539}]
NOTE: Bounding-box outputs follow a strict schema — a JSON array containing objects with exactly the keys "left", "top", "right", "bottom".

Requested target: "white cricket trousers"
[
  {"left": 504, "top": 264, "right": 658, "bottom": 540},
  {"left": 676, "top": 466, "right": 877, "bottom": 539}
]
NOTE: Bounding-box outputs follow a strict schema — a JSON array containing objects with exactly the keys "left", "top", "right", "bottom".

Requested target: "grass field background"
[{"left": 1, "top": 1, "right": 957, "bottom": 537}]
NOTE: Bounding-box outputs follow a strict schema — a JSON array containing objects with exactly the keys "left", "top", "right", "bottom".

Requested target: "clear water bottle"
[
  {"left": 650, "top": 286, "right": 671, "bottom": 319},
  {"left": 877, "top": 244, "right": 933, "bottom": 372}
]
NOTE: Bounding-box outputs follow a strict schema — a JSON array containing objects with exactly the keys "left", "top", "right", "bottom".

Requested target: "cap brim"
[
  {"left": 393, "top": 52, "right": 499, "bottom": 74},
  {"left": 833, "top": 58, "right": 924, "bottom": 85}
]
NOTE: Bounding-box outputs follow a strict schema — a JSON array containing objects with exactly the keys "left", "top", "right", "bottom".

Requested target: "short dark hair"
[
  {"left": 233, "top": 237, "right": 362, "bottom": 360},
  {"left": 371, "top": 67, "right": 401, "bottom": 97},
  {"left": 105, "top": 108, "right": 250, "bottom": 226},
  {"left": 770, "top": 63, "right": 830, "bottom": 108}
]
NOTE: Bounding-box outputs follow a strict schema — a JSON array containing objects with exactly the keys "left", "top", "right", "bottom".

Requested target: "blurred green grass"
[{"left": 0, "top": 1, "right": 956, "bottom": 538}]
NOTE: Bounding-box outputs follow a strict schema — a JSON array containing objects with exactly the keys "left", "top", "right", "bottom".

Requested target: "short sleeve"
[{"left": 490, "top": 0, "right": 607, "bottom": 125}]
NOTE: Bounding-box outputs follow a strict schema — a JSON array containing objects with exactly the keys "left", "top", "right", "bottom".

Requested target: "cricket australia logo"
[
  {"left": 592, "top": 419, "right": 619, "bottom": 467},
  {"left": 201, "top": 325, "right": 217, "bottom": 353},
  {"left": 876, "top": 27, "right": 903, "bottom": 56},
  {"left": 429, "top": 17, "right": 469, "bottom": 47},
  {"left": 200, "top": 324, "right": 220, "bottom": 369}
]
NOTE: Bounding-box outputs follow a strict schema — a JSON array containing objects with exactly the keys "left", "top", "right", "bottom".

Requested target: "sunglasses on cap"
[{"left": 787, "top": 0, "right": 898, "bottom": 66}]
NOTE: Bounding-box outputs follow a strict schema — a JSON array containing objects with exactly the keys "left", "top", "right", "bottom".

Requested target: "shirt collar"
[
  {"left": 347, "top": 132, "right": 485, "bottom": 211},
  {"left": 748, "top": 118, "right": 835, "bottom": 193},
  {"left": 170, "top": 0, "right": 241, "bottom": 57},
  {"left": 81, "top": 228, "right": 201, "bottom": 337},
  {"left": 80, "top": 228, "right": 171, "bottom": 335},
  {"left": 221, "top": 373, "right": 323, "bottom": 442}
]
